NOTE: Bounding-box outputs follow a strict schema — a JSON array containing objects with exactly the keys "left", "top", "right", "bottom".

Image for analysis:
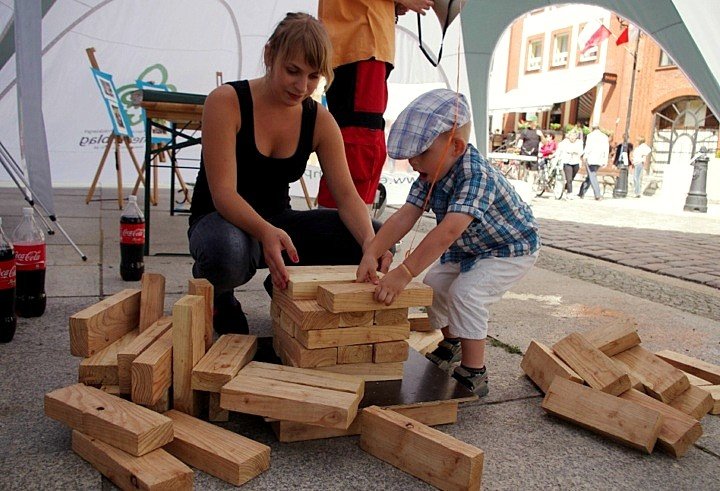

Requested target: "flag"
[
  {"left": 616, "top": 26, "right": 630, "bottom": 45},
  {"left": 578, "top": 21, "right": 612, "bottom": 54}
]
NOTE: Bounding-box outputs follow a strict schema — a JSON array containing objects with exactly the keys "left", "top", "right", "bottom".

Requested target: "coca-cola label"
[
  {"left": 120, "top": 223, "right": 145, "bottom": 245},
  {"left": 14, "top": 244, "right": 46, "bottom": 271},
  {"left": 0, "top": 259, "right": 15, "bottom": 289}
]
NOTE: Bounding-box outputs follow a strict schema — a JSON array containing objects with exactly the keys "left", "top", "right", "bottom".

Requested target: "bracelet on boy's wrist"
[{"left": 399, "top": 263, "right": 415, "bottom": 279}]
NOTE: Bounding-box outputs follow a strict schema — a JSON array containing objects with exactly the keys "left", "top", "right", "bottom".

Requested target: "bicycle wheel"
[
  {"left": 532, "top": 171, "right": 546, "bottom": 197},
  {"left": 552, "top": 169, "right": 565, "bottom": 199}
]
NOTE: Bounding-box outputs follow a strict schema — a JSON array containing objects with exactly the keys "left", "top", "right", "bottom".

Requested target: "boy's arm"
[{"left": 357, "top": 203, "right": 423, "bottom": 283}]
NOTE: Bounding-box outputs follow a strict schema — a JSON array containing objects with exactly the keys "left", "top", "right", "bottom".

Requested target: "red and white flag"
[
  {"left": 578, "top": 21, "right": 611, "bottom": 53},
  {"left": 616, "top": 25, "right": 639, "bottom": 46}
]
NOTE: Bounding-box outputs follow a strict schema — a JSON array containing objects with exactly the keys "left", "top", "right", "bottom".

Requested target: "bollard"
[
  {"left": 613, "top": 145, "right": 629, "bottom": 198},
  {"left": 684, "top": 147, "right": 709, "bottom": 213}
]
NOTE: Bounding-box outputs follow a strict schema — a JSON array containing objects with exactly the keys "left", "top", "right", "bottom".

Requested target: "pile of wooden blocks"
[
  {"left": 521, "top": 324, "right": 719, "bottom": 458},
  {"left": 270, "top": 266, "right": 434, "bottom": 380}
]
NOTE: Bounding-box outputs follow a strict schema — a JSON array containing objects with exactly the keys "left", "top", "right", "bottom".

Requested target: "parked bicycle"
[{"left": 532, "top": 157, "right": 565, "bottom": 199}]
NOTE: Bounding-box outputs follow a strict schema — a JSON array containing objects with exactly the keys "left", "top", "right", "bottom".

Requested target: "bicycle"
[{"left": 532, "top": 157, "right": 565, "bottom": 199}]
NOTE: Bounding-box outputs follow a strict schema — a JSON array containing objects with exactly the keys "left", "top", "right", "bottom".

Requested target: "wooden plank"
[
  {"left": 132, "top": 328, "right": 173, "bottom": 406},
  {"left": 373, "top": 340, "right": 410, "bottom": 363},
  {"left": 582, "top": 324, "right": 641, "bottom": 356},
  {"left": 408, "top": 312, "right": 434, "bottom": 331},
  {"left": 553, "top": 332, "right": 631, "bottom": 396},
  {"left": 45, "top": 383, "right": 173, "bottom": 456},
  {"left": 272, "top": 401, "right": 459, "bottom": 442},
  {"left": 239, "top": 361, "right": 364, "bottom": 395},
  {"left": 117, "top": 317, "right": 172, "bottom": 393},
  {"left": 541, "top": 377, "right": 662, "bottom": 453},
  {"left": 139, "top": 273, "right": 165, "bottom": 332},
  {"left": 188, "top": 278, "right": 213, "bottom": 351},
  {"left": 221, "top": 374, "right": 362, "bottom": 429},
  {"left": 520, "top": 340, "right": 583, "bottom": 393},
  {"left": 279, "top": 310, "right": 297, "bottom": 336},
  {"left": 79, "top": 329, "right": 139, "bottom": 386},
  {"left": 285, "top": 265, "right": 358, "bottom": 299},
  {"left": 703, "top": 385, "right": 720, "bottom": 414},
  {"left": 275, "top": 325, "right": 337, "bottom": 368},
  {"left": 360, "top": 406, "right": 483, "bottom": 491},
  {"left": 408, "top": 330, "right": 444, "bottom": 355},
  {"left": 296, "top": 323, "right": 410, "bottom": 349},
  {"left": 72, "top": 431, "right": 192, "bottom": 491},
  {"left": 374, "top": 308, "right": 408, "bottom": 326},
  {"left": 316, "top": 361, "right": 404, "bottom": 381},
  {"left": 146, "top": 389, "right": 171, "bottom": 413},
  {"left": 317, "top": 282, "right": 433, "bottom": 313},
  {"left": 338, "top": 344, "right": 373, "bottom": 364},
  {"left": 209, "top": 392, "right": 229, "bottom": 422},
  {"left": 172, "top": 295, "right": 206, "bottom": 416},
  {"left": 70, "top": 289, "right": 141, "bottom": 357},
  {"left": 684, "top": 371, "right": 714, "bottom": 387},
  {"left": 668, "top": 385, "right": 713, "bottom": 420},
  {"left": 270, "top": 300, "right": 280, "bottom": 323},
  {"left": 164, "top": 410, "right": 270, "bottom": 486},
  {"left": 619, "top": 389, "right": 702, "bottom": 458},
  {"left": 192, "top": 334, "right": 257, "bottom": 392},
  {"left": 655, "top": 350, "right": 720, "bottom": 384},
  {"left": 613, "top": 346, "right": 689, "bottom": 403},
  {"left": 272, "top": 290, "right": 339, "bottom": 330},
  {"left": 338, "top": 310, "right": 374, "bottom": 327}
]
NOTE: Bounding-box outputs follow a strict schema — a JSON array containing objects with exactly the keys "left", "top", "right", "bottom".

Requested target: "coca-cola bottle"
[
  {"left": 12, "top": 207, "right": 46, "bottom": 318},
  {"left": 120, "top": 195, "right": 145, "bottom": 281},
  {"left": 0, "top": 217, "right": 17, "bottom": 342}
]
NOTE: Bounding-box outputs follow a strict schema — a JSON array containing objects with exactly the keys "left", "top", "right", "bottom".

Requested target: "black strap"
[{"left": 417, "top": 0, "right": 455, "bottom": 67}]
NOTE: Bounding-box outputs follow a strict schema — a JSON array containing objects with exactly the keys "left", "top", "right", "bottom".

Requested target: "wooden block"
[
  {"left": 146, "top": 389, "right": 171, "bottom": 413},
  {"left": 541, "top": 377, "right": 662, "bottom": 453},
  {"left": 209, "top": 392, "right": 229, "bottom": 422},
  {"left": 270, "top": 300, "right": 280, "bottom": 323},
  {"left": 273, "top": 290, "right": 339, "bottom": 330},
  {"left": 655, "top": 350, "right": 720, "bottom": 384},
  {"left": 79, "top": 329, "right": 140, "bottom": 386},
  {"left": 132, "top": 329, "right": 173, "bottom": 406},
  {"left": 619, "top": 388, "right": 703, "bottom": 458},
  {"left": 70, "top": 289, "right": 141, "bottom": 357},
  {"left": 275, "top": 326, "right": 337, "bottom": 368},
  {"left": 338, "top": 344, "right": 373, "bottom": 364},
  {"left": 279, "top": 310, "right": 297, "bottom": 336},
  {"left": 164, "top": 410, "right": 270, "bottom": 486},
  {"left": 317, "top": 282, "right": 433, "bottom": 313},
  {"left": 100, "top": 385, "right": 121, "bottom": 396},
  {"left": 192, "top": 334, "right": 257, "bottom": 392},
  {"left": 668, "top": 385, "right": 714, "bottom": 420},
  {"left": 553, "top": 332, "right": 631, "bottom": 396},
  {"left": 316, "top": 361, "right": 404, "bottom": 381},
  {"left": 188, "top": 278, "right": 213, "bottom": 351},
  {"left": 272, "top": 401, "right": 459, "bottom": 442},
  {"left": 221, "top": 371, "right": 363, "bottom": 429},
  {"left": 296, "top": 323, "right": 410, "bottom": 349},
  {"left": 45, "top": 383, "right": 173, "bottom": 456},
  {"left": 72, "top": 431, "right": 192, "bottom": 491},
  {"left": 374, "top": 308, "right": 408, "bottom": 326},
  {"left": 408, "top": 329, "right": 444, "bottom": 355},
  {"left": 684, "top": 371, "right": 714, "bottom": 387},
  {"left": 360, "top": 406, "right": 483, "bottom": 491},
  {"left": 117, "top": 317, "right": 172, "bottom": 393},
  {"left": 285, "top": 265, "right": 358, "bottom": 299},
  {"left": 240, "top": 361, "right": 364, "bottom": 395},
  {"left": 408, "top": 312, "right": 433, "bottom": 331},
  {"left": 139, "top": 273, "right": 166, "bottom": 332},
  {"left": 374, "top": 340, "right": 410, "bottom": 363},
  {"left": 703, "top": 385, "right": 720, "bottom": 414},
  {"left": 339, "top": 310, "right": 374, "bottom": 327},
  {"left": 582, "top": 324, "right": 641, "bottom": 356},
  {"left": 520, "top": 340, "right": 583, "bottom": 393},
  {"left": 613, "top": 346, "right": 689, "bottom": 403},
  {"left": 172, "top": 295, "right": 206, "bottom": 416}
]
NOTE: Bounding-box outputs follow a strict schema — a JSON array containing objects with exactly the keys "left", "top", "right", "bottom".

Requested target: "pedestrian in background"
[
  {"left": 578, "top": 126, "right": 609, "bottom": 200},
  {"left": 556, "top": 130, "right": 584, "bottom": 199},
  {"left": 632, "top": 138, "right": 652, "bottom": 197}
]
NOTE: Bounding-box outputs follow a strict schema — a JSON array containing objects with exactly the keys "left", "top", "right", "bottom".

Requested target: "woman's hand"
[
  {"left": 259, "top": 225, "right": 299, "bottom": 290},
  {"left": 374, "top": 266, "right": 412, "bottom": 306}
]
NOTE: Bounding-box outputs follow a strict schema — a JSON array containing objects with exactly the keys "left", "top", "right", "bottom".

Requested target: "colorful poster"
[{"left": 91, "top": 68, "right": 133, "bottom": 137}]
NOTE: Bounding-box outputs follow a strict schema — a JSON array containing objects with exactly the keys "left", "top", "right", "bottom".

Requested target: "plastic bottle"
[
  {"left": 12, "top": 207, "right": 46, "bottom": 317},
  {"left": 0, "top": 218, "right": 17, "bottom": 342},
  {"left": 120, "top": 195, "right": 145, "bottom": 281}
]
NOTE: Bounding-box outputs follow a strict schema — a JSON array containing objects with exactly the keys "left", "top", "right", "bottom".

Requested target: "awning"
[{"left": 488, "top": 66, "right": 604, "bottom": 114}]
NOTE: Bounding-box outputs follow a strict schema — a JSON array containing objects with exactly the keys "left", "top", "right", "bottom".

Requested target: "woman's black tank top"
[{"left": 190, "top": 80, "right": 317, "bottom": 225}]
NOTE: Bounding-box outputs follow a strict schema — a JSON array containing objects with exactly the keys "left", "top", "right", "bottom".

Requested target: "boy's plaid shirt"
[{"left": 406, "top": 144, "right": 540, "bottom": 272}]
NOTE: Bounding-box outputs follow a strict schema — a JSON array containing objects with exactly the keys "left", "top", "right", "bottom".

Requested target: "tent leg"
[
  {"left": 115, "top": 136, "right": 123, "bottom": 209},
  {"left": 85, "top": 133, "right": 114, "bottom": 204}
]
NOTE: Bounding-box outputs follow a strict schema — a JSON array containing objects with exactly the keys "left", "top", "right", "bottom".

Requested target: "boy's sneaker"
[
  {"left": 425, "top": 339, "right": 462, "bottom": 371},
  {"left": 452, "top": 365, "right": 489, "bottom": 397},
  {"left": 213, "top": 293, "right": 249, "bottom": 335}
]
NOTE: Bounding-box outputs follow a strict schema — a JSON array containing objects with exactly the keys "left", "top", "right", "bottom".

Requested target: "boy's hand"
[{"left": 374, "top": 266, "right": 412, "bottom": 306}]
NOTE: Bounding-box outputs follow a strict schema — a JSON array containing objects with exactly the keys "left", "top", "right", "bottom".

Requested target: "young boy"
[{"left": 357, "top": 89, "right": 540, "bottom": 396}]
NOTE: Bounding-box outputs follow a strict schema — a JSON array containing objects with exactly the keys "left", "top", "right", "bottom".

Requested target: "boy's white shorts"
[{"left": 423, "top": 253, "right": 538, "bottom": 340}]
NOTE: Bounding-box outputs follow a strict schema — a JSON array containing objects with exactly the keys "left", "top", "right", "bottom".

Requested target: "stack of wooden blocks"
[
  {"left": 270, "top": 266, "right": 434, "bottom": 381},
  {"left": 521, "top": 324, "right": 719, "bottom": 458}
]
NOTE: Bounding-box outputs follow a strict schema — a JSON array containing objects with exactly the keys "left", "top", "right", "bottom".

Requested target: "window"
[
  {"left": 551, "top": 30, "right": 571, "bottom": 68},
  {"left": 659, "top": 50, "right": 676, "bottom": 67},
  {"left": 526, "top": 36, "right": 544, "bottom": 72},
  {"left": 577, "top": 23, "right": 599, "bottom": 64}
]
